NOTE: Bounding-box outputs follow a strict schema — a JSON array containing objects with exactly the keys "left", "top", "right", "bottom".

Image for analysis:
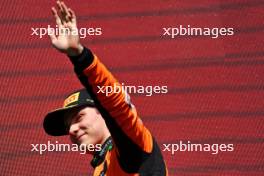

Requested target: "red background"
[{"left": 1, "top": 0, "right": 263, "bottom": 175}]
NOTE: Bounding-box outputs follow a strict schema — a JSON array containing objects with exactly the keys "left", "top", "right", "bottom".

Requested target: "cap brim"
[{"left": 43, "top": 104, "right": 93, "bottom": 136}]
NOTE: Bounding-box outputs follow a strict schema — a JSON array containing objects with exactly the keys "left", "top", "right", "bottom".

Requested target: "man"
[{"left": 43, "top": 1, "right": 168, "bottom": 175}]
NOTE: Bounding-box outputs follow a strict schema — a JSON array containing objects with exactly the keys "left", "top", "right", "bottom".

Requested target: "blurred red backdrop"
[{"left": 0, "top": 0, "right": 263, "bottom": 175}]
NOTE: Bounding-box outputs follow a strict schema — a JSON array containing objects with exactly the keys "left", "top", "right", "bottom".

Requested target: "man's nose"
[{"left": 69, "top": 123, "right": 79, "bottom": 135}]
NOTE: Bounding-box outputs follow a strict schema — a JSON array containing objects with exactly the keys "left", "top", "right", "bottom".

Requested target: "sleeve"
[{"left": 69, "top": 47, "right": 153, "bottom": 172}]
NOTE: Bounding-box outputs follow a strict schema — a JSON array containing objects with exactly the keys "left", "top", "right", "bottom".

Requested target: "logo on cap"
[{"left": 63, "top": 92, "right": 80, "bottom": 107}]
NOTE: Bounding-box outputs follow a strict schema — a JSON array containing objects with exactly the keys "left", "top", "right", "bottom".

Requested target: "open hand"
[{"left": 49, "top": 1, "right": 83, "bottom": 56}]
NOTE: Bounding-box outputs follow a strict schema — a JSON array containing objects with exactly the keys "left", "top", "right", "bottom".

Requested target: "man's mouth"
[{"left": 77, "top": 134, "right": 85, "bottom": 140}]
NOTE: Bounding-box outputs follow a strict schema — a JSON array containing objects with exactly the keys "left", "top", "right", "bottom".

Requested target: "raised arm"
[
  {"left": 48, "top": 1, "right": 154, "bottom": 172},
  {"left": 48, "top": 1, "right": 83, "bottom": 56}
]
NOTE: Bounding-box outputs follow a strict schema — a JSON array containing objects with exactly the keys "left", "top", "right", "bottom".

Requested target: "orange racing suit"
[{"left": 69, "top": 47, "right": 168, "bottom": 176}]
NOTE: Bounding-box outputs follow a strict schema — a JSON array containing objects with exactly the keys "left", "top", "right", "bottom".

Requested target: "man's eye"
[{"left": 76, "top": 114, "right": 83, "bottom": 122}]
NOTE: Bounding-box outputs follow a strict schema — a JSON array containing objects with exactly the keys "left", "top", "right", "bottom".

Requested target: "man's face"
[{"left": 66, "top": 106, "right": 106, "bottom": 147}]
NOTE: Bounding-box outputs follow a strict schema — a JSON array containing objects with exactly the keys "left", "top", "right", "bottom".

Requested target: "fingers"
[
  {"left": 56, "top": 1, "right": 72, "bottom": 24},
  {"left": 61, "top": 2, "right": 71, "bottom": 21},
  {"left": 51, "top": 1, "right": 76, "bottom": 30},
  {"left": 56, "top": 1, "right": 63, "bottom": 13},
  {"left": 56, "top": 1, "right": 66, "bottom": 24},
  {"left": 51, "top": 7, "right": 62, "bottom": 27},
  {"left": 68, "top": 8, "right": 77, "bottom": 24}
]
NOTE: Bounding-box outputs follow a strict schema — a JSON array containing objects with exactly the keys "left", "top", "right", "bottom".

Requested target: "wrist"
[
  {"left": 67, "top": 44, "right": 84, "bottom": 57},
  {"left": 69, "top": 46, "right": 94, "bottom": 71}
]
